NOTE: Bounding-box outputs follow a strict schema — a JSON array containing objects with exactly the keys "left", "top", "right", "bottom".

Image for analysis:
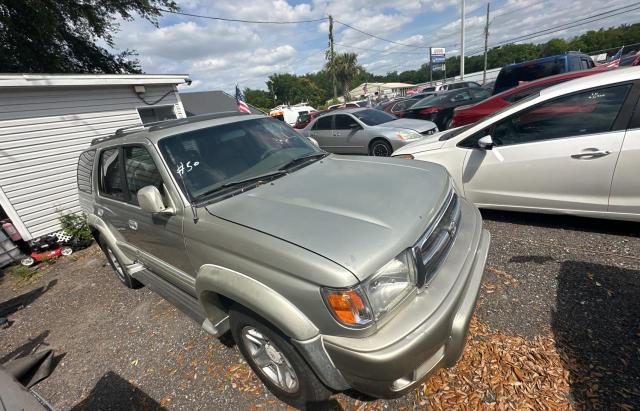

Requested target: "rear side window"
[
  {"left": 314, "top": 116, "right": 332, "bottom": 130},
  {"left": 77, "top": 150, "right": 96, "bottom": 194},
  {"left": 99, "top": 148, "right": 125, "bottom": 200},
  {"left": 124, "top": 146, "right": 164, "bottom": 206}
]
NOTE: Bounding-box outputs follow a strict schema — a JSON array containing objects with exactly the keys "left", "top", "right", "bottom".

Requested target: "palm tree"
[{"left": 326, "top": 52, "right": 362, "bottom": 102}]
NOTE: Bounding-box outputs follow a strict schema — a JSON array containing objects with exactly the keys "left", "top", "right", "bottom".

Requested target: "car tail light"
[{"left": 420, "top": 107, "right": 441, "bottom": 114}]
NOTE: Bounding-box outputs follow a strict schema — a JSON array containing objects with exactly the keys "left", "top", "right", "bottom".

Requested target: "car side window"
[
  {"left": 334, "top": 114, "right": 354, "bottom": 129},
  {"left": 471, "top": 88, "right": 490, "bottom": 100},
  {"left": 123, "top": 146, "right": 165, "bottom": 206},
  {"left": 98, "top": 148, "right": 125, "bottom": 200},
  {"left": 491, "top": 84, "right": 632, "bottom": 146},
  {"left": 451, "top": 91, "right": 471, "bottom": 102},
  {"left": 314, "top": 116, "right": 332, "bottom": 130}
]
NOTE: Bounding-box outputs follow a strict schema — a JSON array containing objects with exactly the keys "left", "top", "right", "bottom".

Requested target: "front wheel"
[
  {"left": 369, "top": 139, "right": 392, "bottom": 157},
  {"left": 98, "top": 238, "right": 141, "bottom": 289},
  {"left": 229, "top": 306, "right": 332, "bottom": 408}
]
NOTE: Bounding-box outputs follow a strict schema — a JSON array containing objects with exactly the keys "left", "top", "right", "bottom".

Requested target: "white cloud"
[{"left": 108, "top": 0, "right": 639, "bottom": 94}]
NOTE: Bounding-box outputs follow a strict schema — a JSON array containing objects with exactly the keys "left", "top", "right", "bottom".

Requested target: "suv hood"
[
  {"left": 205, "top": 155, "right": 450, "bottom": 281},
  {"left": 377, "top": 118, "right": 437, "bottom": 133}
]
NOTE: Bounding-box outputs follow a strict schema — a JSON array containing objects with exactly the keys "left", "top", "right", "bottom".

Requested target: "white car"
[{"left": 393, "top": 67, "right": 640, "bottom": 222}]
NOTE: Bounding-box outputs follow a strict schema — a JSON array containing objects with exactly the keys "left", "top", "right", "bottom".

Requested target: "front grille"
[{"left": 413, "top": 190, "right": 461, "bottom": 288}]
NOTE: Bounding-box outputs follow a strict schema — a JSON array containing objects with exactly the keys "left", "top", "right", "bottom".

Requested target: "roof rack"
[{"left": 90, "top": 111, "right": 256, "bottom": 146}]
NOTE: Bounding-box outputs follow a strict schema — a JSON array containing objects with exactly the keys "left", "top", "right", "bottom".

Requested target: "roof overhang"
[{"left": 0, "top": 73, "right": 191, "bottom": 88}]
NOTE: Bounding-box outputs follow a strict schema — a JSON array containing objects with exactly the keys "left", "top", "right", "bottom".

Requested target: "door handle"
[
  {"left": 128, "top": 220, "right": 138, "bottom": 230},
  {"left": 571, "top": 150, "right": 611, "bottom": 159}
]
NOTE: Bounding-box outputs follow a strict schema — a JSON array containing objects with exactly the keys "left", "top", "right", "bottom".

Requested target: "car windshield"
[
  {"left": 352, "top": 109, "right": 395, "bottom": 125},
  {"left": 158, "top": 117, "right": 323, "bottom": 201}
]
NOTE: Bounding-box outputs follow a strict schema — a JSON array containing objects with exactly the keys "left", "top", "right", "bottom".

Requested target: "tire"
[
  {"left": 21, "top": 257, "right": 35, "bottom": 267},
  {"left": 369, "top": 139, "right": 392, "bottom": 157},
  {"left": 98, "top": 238, "right": 142, "bottom": 289},
  {"left": 445, "top": 117, "right": 453, "bottom": 130},
  {"left": 229, "top": 306, "right": 332, "bottom": 408}
]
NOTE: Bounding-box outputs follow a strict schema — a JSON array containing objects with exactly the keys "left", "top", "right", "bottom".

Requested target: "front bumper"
[{"left": 321, "top": 200, "right": 490, "bottom": 398}]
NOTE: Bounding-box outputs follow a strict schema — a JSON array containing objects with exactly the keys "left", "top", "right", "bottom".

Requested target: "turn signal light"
[
  {"left": 323, "top": 288, "right": 372, "bottom": 326},
  {"left": 395, "top": 154, "right": 415, "bottom": 160}
]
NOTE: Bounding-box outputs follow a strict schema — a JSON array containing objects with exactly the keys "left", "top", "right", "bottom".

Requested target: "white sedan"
[{"left": 393, "top": 67, "right": 640, "bottom": 222}]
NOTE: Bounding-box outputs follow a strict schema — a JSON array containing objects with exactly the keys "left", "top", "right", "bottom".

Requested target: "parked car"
[
  {"left": 300, "top": 108, "right": 437, "bottom": 156},
  {"left": 492, "top": 51, "right": 595, "bottom": 95},
  {"left": 269, "top": 104, "right": 316, "bottom": 126},
  {"left": 421, "top": 81, "right": 481, "bottom": 93},
  {"left": 79, "top": 112, "right": 490, "bottom": 407},
  {"left": 399, "top": 88, "right": 491, "bottom": 130},
  {"left": 328, "top": 102, "right": 359, "bottom": 110},
  {"left": 451, "top": 67, "right": 612, "bottom": 128},
  {"left": 377, "top": 96, "right": 424, "bottom": 117},
  {"left": 393, "top": 67, "right": 640, "bottom": 222},
  {"left": 293, "top": 110, "right": 326, "bottom": 129}
]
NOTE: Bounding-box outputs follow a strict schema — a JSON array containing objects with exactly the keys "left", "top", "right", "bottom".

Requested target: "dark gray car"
[
  {"left": 299, "top": 108, "right": 437, "bottom": 156},
  {"left": 78, "top": 112, "right": 489, "bottom": 408}
]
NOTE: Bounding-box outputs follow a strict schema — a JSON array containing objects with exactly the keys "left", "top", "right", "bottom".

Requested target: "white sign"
[{"left": 430, "top": 47, "right": 446, "bottom": 56}]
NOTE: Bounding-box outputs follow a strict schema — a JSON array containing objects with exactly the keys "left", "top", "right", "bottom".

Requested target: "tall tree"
[
  {"left": 0, "top": 0, "right": 178, "bottom": 73},
  {"left": 329, "top": 52, "right": 362, "bottom": 102}
]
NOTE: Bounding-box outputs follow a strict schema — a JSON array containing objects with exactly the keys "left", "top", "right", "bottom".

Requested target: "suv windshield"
[
  {"left": 158, "top": 117, "right": 323, "bottom": 201},
  {"left": 352, "top": 109, "right": 395, "bottom": 125}
]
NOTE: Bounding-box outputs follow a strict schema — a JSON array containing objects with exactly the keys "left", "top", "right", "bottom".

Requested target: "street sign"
[{"left": 430, "top": 47, "right": 446, "bottom": 63}]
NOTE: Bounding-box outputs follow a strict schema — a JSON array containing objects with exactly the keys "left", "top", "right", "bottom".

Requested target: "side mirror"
[
  {"left": 138, "top": 186, "right": 174, "bottom": 214},
  {"left": 478, "top": 135, "right": 494, "bottom": 149},
  {"left": 348, "top": 122, "right": 361, "bottom": 129}
]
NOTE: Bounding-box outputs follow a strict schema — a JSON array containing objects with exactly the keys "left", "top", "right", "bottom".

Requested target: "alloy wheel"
[
  {"left": 371, "top": 142, "right": 391, "bottom": 156},
  {"left": 241, "top": 326, "right": 299, "bottom": 393},
  {"left": 106, "top": 247, "right": 126, "bottom": 282}
]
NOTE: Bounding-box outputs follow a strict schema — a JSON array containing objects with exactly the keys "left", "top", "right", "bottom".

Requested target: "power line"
[
  {"left": 334, "top": 42, "right": 426, "bottom": 55},
  {"left": 465, "top": 3, "right": 640, "bottom": 56},
  {"left": 157, "top": 8, "right": 328, "bottom": 24},
  {"left": 333, "top": 19, "right": 427, "bottom": 49}
]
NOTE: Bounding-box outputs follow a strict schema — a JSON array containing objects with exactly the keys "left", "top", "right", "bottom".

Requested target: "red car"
[
  {"left": 450, "top": 67, "right": 612, "bottom": 128},
  {"left": 293, "top": 110, "right": 326, "bottom": 129}
]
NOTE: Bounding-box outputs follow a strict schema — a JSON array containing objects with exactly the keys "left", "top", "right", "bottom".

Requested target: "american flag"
[
  {"left": 235, "top": 85, "right": 251, "bottom": 113},
  {"left": 603, "top": 47, "right": 624, "bottom": 68}
]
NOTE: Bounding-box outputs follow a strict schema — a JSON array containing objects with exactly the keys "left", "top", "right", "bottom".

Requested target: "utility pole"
[
  {"left": 328, "top": 15, "right": 337, "bottom": 101},
  {"left": 483, "top": 3, "right": 490, "bottom": 85},
  {"left": 460, "top": 0, "right": 465, "bottom": 80}
]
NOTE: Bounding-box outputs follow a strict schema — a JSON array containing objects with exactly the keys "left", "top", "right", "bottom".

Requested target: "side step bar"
[
  {"left": 133, "top": 268, "right": 206, "bottom": 325},
  {"left": 132, "top": 268, "right": 229, "bottom": 337}
]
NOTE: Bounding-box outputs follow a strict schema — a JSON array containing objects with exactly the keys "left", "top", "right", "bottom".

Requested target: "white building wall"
[{"left": 0, "top": 84, "right": 184, "bottom": 240}]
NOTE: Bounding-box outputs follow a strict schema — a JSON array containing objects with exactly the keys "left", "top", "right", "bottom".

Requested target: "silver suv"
[{"left": 77, "top": 112, "right": 490, "bottom": 407}]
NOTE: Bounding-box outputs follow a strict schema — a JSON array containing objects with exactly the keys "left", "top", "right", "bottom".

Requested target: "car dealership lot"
[{"left": 1, "top": 211, "right": 639, "bottom": 410}]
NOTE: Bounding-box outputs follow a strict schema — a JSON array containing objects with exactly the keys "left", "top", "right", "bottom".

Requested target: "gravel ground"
[{"left": 1, "top": 210, "right": 639, "bottom": 410}]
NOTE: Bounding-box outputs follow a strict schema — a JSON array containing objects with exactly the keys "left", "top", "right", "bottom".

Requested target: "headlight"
[
  {"left": 363, "top": 249, "right": 417, "bottom": 319},
  {"left": 395, "top": 131, "right": 422, "bottom": 141},
  {"left": 322, "top": 249, "right": 418, "bottom": 326}
]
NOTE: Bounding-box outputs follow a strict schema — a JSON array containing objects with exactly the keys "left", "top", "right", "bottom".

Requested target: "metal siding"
[{"left": 0, "top": 84, "right": 185, "bottom": 240}]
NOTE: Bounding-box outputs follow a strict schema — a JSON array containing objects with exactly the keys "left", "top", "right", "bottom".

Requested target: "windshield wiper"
[
  {"left": 193, "top": 170, "right": 287, "bottom": 202},
  {"left": 278, "top": 152, "right": 327, "bottom": 171}
]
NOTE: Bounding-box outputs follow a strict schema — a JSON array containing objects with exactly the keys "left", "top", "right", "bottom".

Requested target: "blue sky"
[{"left": 111, "top": 0, "right": 640, "bottom": 92}]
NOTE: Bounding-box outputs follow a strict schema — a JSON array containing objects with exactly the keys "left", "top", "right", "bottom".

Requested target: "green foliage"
[
  {"left": 13, "top": 265, "right": 35, "bottom": 280},
  {"left": 0, "top": 0, "right": 178, "bottom": 73},
  {"left": 59, "top": 213, "right": 92, "bottom": 241},
  {"left": 244, "top": 89, "right": 272, "bottom": 111}
]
